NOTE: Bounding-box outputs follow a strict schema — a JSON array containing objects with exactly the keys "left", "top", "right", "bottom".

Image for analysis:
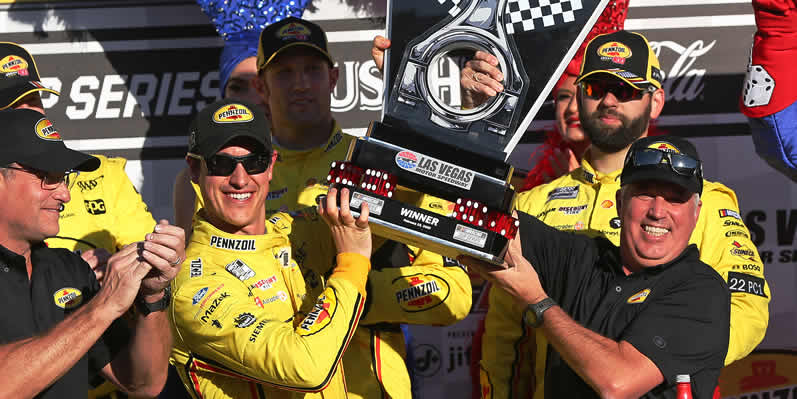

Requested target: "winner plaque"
[{"left": 329, "top": 0, "right": 610, "bottom": 264}]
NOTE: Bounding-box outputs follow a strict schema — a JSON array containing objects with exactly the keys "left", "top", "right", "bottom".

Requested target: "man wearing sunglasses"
[
  {"left": 483, "top": 30, "right": 769, "bottom": 399},
  {"left": 462, "top": 136, "right": 730, "bottom": 398},
  {"left": 169, "top": 98, "right": 373, "bottom": 398},
  {"left": 0, "top": 108, "right": 183, "bottom": 398}
]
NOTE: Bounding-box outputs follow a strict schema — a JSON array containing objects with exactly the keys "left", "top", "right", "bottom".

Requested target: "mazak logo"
[
  {"left": 76, "top": 175, "right": 103, "bottom": 192},
  {"left": 84, "top": 199, "right": 106, "bottom": 215},
  {"left": 400, "top": 208, "right": 440, "bottom": 227},
  {"left": 200, "top": 292, "right": 230, "bottom": 323},
  {"left": 212, "top": 104, "right": 254, "bottom": 123},
  {"left": 35, "top": 118, "right": 62, "bottom": 141},
  {"left": 396, "top": 151, "right": 418, "bottom": 169}
]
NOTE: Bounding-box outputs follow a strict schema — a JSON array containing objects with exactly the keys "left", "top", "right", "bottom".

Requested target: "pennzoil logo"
[
  {"left": 648, "top": 142, "right": 680, "bottom": 154},
  {"left": 299, "top": 291, "right": 337, "bottom": 336},
  {"left": 212, "top": 104, "right": 254, "bottom": 124},
  {"left": 597, "top": 42, "right": 632, "bottom": 64},
  {"left": 35, "top": 118, "right": 62, "bottom": 141},
  {"left": 0, "top": 55, "right": 29, "bottom": 75},
  {"left": 277, "top": 23, "right": 312, "bottom": 41},
  {"left": 53, "top": 287, "right": 83, "bottom": 309},
  {"left": 627, "top": 288, "right": 651, "bottom": 304},
  {"left": 394, "top": 274, "right": 450, "bottom": 312}
]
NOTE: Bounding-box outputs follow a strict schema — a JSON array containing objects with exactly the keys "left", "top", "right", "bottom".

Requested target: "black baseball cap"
[
  {"left": 621, "top": 136, "right": 703, "bottom": 195},
  {"left": 188, "top": 98, "right": 271, "bottom": 159},
  {"left": 576, "top": 30, "right": 664, "bottom": 91},
  {"left": 0, "top": 42, "right": 60, "bottom": 110},
  {"left": 256, "top": 17, "right": 334, "bottom": 71},
  {"left": 0, "top": 108, "right": 99, "bottom": 172}
]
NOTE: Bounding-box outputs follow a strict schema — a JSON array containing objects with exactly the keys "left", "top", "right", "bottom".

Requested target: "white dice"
[{"left": 743, "top": 64, "right": 775, "bottom": 107}]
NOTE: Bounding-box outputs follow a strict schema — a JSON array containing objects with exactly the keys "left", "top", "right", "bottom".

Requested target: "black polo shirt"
[
  {"left": 0, "top": 243, "right": 129, "bottom": 398},
  {"left": 518, "top": 212, "right": 730, "bottom": 399}
]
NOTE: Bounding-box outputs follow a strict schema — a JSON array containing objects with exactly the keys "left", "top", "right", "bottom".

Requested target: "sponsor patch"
[
  {"left": 395, "top": 150, "right": 474, "bottom": 190},
  {"left": 724, "top": 219, "right": 745, "bottom": 228},
  {"left": 648, "top": 142, "right": 681, "bottom": 154},
  {"left": 574, "top": 221, "right": 585, "bottom": 231},
  {"left": 728, "top": 272, "right": 767, "bottom": 297},
  {"left": 190, "top": 258, "right": 202, "bottom": 278},
  {"left": 610, "top": 217, "right": 622, "bottom": 229},
  {"left": 0, "top": 55, "right": 29, "bottom": 75},
  {"left": 249, "top": 319, "right": 269, "bottom": 343},
  {"left": 225, "top": 259, "right": 256, "bottom": 281},
  {"left": 84, "top": 199, "right": 106, "bottom": 215},
  {"left": 597, "top": 41, "right": 632, "bottom": 64},
  {"left": 558, "top": 205, "right": 587, "bottom": 215},
  {"left": 627, "top": 288, "right": 651, "bottom": 304},
  {"left": 324, "top": 131, "right": 343, "bottom": 152},
  {"left": 273, "top": 247, "right": 291, "bottom": 268},
  {"left": 277, "top": 22, "right": 312, "bottom": 41},
  {"left": 210, "top": 235, "right": 256, "bottom": 251},
  {"left": 35, "top": 118, "right": 62, "bottom": 141},
  {"left": 546, "top": 186, "right": 579, "bottom": 202},
  {"left": 198, "top": 292, "right": 232, "bottom": 324},
  {"left": 192, "top": 287, "right": 209, "bottom": 305},
  {"left": 719, "top": 209, "right": 742, "bottom": 220},
  {"left": 234, "top": 312, "right": 257, "bottom": 328},
  {"left": 350, "top": 192, "right": 385, "bottom": 216},
  {"left": 453, "top": 224, "right": 488, "bottom": 248},
  {"left": 601, "top": 200, "right": 614, "bottom": 209},
  {"left": 299, "top": 291, "right": 337, "bottom": 336},
  {"left": 251, "top": 275, "right": 278, "bottom": 291},
  {"left": 256, "top": 291, "right": 289, "bottom": 309},
  {"left": 730, "top": 241, "right": 758, "bottom": 261},
  {"left": 212, "top": 103, "right": 254, "bottom": 123},
  {"left": 394, "top": 275, "right": 450, "bottom": 312},
  {"left": 725, "top": 230, "right": 749, "bottom": 239},
  {"left": 53, "top": 287, "right": 83, "bottom": 309},
  {"left": 76, "top": 175, "right": 103, "bottom": 192}
]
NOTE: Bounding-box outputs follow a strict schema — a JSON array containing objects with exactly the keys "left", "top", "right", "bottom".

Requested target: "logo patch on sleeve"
[
  {"left": 728, "top": 272, "right": 767, "bottom": 297},
  {"left": 299, "top": 291, "right": 338, "bottom": 336},
  {"left": 627, "top": 288, "right": 651, "bottom": 304},
  {"left": 546, "top": 186, "right": 579, "bottom": 202},
  {"left": 53, "top": 287, "right": 83, "bottom": 309},
  {"left": 718, "top": 209, "right": 742, "bottom": 220},
  {"left": 393, "top": 274, "right": 450, "bottom": 312}
]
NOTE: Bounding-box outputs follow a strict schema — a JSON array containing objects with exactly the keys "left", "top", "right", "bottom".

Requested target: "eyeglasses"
[
  {"left": 625, "top": 148, "right": 702, "bottom": 178},
  {"left": 189, "top": 152, "right": 271, "bottom": 176},
  {"left": 3, "top": 165, "right": 79, "bottom": 190},
  {"left": 580, "top": 79, "right": 652, "bottom": 102}
]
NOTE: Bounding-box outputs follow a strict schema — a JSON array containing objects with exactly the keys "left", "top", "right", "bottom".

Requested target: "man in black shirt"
[
  {"left": 462, "top": 136, "right": 730, "bottom": 399},
  {"left": 0, "top": 108, "right": 185, "bottom": 398}
]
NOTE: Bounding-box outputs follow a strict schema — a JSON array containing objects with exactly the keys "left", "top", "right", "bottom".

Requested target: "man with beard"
[{"left": 479, "top": 30, "right": 769, "bottom": 399}]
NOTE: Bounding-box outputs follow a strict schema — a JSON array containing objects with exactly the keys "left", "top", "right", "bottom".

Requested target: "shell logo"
[
  {"left": 0, "top": 55, "right": 29, "bottom": 74},
  {"left": 601, "top": 200, "right": 614, "bottom": 209},
  {"left": 277, "top": 23, "right": 312, "bottom": 41},
  {"left": 627, "top": 288, "right": 651, "bottom": 304},
  {"left": 597, "top": 42, "right": 632, "bottom": 64},
  {"left": 35, "top": 118, "right": 62, "bottom": 141},
  {"left": 648, "top": 142, "right": 681, "bottom": 154},
  {"left": 53, "top": 287, "right": 83, "bottom": 309},
  {"left": 212, "top": 104, "right": 254, "bottom": 123}
]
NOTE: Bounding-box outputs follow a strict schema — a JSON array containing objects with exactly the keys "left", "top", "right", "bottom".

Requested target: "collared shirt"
[
  {"left": 517, "top": 212, "right": 730, "bottom": 399},
  {"left": 0, "top": 243, "right": 129, "bottom": 398}
]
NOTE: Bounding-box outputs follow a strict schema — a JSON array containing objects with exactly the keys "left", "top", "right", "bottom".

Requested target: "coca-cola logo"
[{"left": 649, "top": 40, "right": 716, "bottom": 102}]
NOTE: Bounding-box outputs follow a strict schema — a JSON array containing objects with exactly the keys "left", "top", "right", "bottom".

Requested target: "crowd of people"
[{"left": 0, "top": 0, "right": 791, "bottom": 398}]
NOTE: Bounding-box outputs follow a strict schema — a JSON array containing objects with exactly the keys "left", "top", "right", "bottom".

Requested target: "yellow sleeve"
[
  {"left": 103, "top": 157, "right": 156, "bottom": 248},
  {"left": 359, "top": 246, "right": 472, "bottom": 325},
  {"left": 171, "top": 254, "right": 369, "bottom": 392},
  {"left": 693, "top": 182, "right": 771, "bottom": 365}
]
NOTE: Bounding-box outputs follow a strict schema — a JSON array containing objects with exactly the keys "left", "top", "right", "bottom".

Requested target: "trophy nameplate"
[{"left": 331, "top": 0, "right": 611, "bottom": 264}]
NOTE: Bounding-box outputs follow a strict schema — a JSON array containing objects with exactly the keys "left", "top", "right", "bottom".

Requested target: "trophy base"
[{"left": 338, "top": 186, "right": 510, "bottom": 266}]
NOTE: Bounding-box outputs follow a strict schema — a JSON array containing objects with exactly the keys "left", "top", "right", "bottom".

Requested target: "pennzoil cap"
[
  {"left": 188, "top": 98, "right": 272, "bottom": 159},
  {"left": 0, "top": 42, "right": 60, "bottom": 110},
  {"left": 257, "top": 17, "right": 333, "bottom": 71},
  {"left": 576, "top": 30, "right": 664, "bottom": 90}
]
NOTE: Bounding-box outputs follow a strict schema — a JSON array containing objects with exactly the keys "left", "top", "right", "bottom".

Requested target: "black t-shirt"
[
  {"left": 0, "top": 243, "right": 129, "bottom": 398},
  {"left": 517, "top": 212, "right": 730, "bottom": 399}
]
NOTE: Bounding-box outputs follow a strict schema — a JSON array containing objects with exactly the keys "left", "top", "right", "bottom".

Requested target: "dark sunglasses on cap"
[
  {"left": 189, "top": 152, "right": 271, "bottom": 176},
  {"left": 625, "top": 148, "right": 702, "bottom": 178},
  {"left": 580, "top": 79, "right": 654, "bottom": 102}
]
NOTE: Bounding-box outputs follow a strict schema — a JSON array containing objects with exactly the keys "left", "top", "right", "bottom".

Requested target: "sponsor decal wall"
[{"left": 2, "top": 0, "right": 794, "bottom": 397}]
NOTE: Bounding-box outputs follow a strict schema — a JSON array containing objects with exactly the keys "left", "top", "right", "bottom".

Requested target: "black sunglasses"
[
  {"left": 580, "top": 79, "right": 652, "bottom": 102},
  {"left": 626, "top": 148, "right": 702, "bottom": 178},
  {"left": 190, "top": 152, "right": 271, "bottom": 176}
]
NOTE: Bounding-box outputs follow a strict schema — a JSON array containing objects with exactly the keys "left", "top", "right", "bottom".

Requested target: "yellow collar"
[{"left": 190, "top": 212, "right": 290, "bottom": 253}]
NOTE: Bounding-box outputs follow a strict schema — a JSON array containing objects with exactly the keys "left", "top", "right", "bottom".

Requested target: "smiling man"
[{"left": 463, "top": 136, "right": 730, "bottom": 399}]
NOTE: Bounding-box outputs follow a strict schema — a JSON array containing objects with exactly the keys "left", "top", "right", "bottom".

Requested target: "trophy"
[{"left": 329, "top": 0, "right": 611, "bottom": 264}]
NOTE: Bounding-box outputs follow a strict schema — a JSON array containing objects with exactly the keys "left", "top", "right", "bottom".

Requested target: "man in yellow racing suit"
[
  {"left": 170, "top": 98, "right": 372, "bottom": 398},
  {"left": 480, "top": 31, "right": 770, "bottom": 399}
]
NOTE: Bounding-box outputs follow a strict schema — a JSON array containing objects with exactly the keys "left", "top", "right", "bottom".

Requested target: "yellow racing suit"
[
  {"left": 170, "top": 212, "right": 369, "bottom": 398},
  {"left": 191, "top": 122, "right": 472, "bottom": 398},
  {"left": 47, "top": 155, "right": 155, "bottom": 253},
  {"left": 480, "top": 155, "right": 771, "bottom": 399},
  {"left": 45, "top": 155, "right": 155, "bottom": 399}
]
